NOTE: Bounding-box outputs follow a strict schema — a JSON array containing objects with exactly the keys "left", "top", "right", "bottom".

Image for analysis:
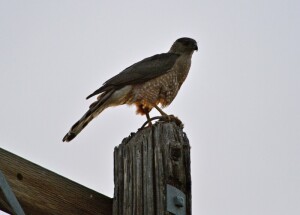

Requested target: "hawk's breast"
[{"left": 131, "top": 54, "right": 191, "bottom": 108}]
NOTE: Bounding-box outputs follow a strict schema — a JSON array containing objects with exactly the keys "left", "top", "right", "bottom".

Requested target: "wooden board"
[{"left": 0, "top": 148, "right": 112, "bottom": 215}]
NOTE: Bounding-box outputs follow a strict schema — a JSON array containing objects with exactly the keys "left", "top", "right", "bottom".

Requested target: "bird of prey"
[{"left": 63, "top": 37, "right": 198, "bottom": 142}]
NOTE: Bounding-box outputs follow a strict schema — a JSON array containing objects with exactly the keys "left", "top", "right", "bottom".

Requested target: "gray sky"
[{"left": 1, "top": 0, "right": 300, "bottom": 214}]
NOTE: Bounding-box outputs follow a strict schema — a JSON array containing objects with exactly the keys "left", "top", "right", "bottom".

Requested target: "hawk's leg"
[
  {"left": 139, "top": 105, "right": 184, "bottom": 129},
  {"left": 153, "top": 104, "right": 168, "bottom": 116},
  {"left": 138, "top": 108, "right": 156, "bottom": 130},
  {"left": 153, "top": 104, "right": 183, "bottom": 127},
  {"left": 145, "top": 112, "right": 153, "bottom": 126},
  {"left": 138, "top": 105, "right": 153, "bottom": 127}
]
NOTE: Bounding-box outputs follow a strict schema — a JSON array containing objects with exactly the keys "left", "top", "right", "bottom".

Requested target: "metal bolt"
[{"left": 174, "top": 196, "right": 184, "bottom": 207}]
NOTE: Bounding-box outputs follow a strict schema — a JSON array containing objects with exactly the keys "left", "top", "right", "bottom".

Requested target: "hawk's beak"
[{"left": 194, "top": 44, "right": 198, "bottom": 51}]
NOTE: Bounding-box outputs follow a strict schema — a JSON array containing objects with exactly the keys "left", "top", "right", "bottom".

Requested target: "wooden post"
[{"left": 113, "top": 122, "right": 191, "bottom": 215}]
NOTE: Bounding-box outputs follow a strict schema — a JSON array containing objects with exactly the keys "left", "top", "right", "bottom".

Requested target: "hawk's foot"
[
  {"left": 159, "top": 115, "right": 184, "bottom": 128},
  {"left": 139, "top": 116, "right": 161, "bottom": 130},
  {"left": 139, "top": 115, "right": 184, "bottom": 130}
]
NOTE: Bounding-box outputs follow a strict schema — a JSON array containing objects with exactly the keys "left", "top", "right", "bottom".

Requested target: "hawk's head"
[{"left": 170, "top": 37, "right": 198, "bottom": 54}]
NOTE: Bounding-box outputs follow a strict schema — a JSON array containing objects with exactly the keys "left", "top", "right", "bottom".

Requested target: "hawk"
[{"left": 63, "top": 37, "right": 198, "bottom": 142}]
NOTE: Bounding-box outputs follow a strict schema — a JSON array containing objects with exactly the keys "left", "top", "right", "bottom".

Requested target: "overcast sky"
[{"left": 1, "top": 1, "right": 299, "bottom": 214}]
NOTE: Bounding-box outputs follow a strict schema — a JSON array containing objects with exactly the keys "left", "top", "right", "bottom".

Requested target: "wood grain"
[
  {"left": 113, "top": 122, "right": 191, "bottom": 215},
  {"left": 0, "top": 148, "right": 112, "bottom": 215}
]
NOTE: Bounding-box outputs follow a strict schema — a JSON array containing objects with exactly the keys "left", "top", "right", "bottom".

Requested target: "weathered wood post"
[{"left": 113, "top": 121, "right": 191, "bottom": 215}]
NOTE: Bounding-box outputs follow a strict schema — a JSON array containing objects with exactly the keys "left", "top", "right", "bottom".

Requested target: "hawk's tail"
[
  {"left": 62, "top": 103, "right": 105, "bottom": 142},
  {"left": 62, "top": 91, "right": 113, "bottom": 142}
]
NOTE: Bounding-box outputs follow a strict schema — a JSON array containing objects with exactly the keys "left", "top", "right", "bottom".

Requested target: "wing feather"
[{"left": 86, "top": 53, "right": 179, "bottom": 99}]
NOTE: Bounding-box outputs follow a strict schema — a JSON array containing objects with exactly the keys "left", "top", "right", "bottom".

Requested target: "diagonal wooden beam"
[{"left": 0, "top": 148, "right": 112, "bottom": 215}]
